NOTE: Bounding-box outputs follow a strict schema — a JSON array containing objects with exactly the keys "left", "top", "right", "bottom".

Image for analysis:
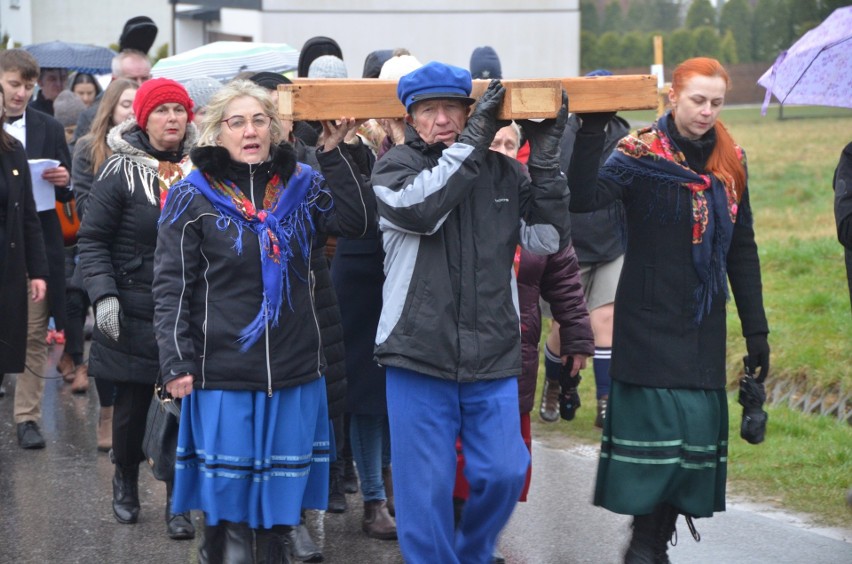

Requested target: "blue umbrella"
[{"left": 23, "top": 41, "right": 116, "bottom": 75}]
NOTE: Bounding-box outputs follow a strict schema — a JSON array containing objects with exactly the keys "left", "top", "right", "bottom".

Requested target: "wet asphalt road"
[{"left": 1, "top": 345, "right": 850, "bottom": 563}]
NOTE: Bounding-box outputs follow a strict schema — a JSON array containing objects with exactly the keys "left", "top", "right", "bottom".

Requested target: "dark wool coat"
[
  {"left": 78, "top": 119, "right": 195, "bottom": 384},
  {"left": 294, "top": 139, "right": 371, "bottom": 418},
  {"left": 24, "top": 107, "right": 73, "bottom": 331},
  {"left": 153, "top": 142, "right": 373, "bottom": 393},
  {"left": 0, "top": 143, "right": 49, "bottom": 373},
  {"left": 834, "top": 141, "right": 852, "bottom": 309},
  {"left": 516, "top": 246, "right": 594, "bottom": 414},
  {"left": 331, "top": 233, "right": 387, "bottom": 415},
  {"left": 569, "top": 122, "right": 769, "bottom": 391}
]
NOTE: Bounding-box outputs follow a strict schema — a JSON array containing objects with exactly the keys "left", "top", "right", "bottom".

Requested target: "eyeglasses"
[{"left": 221, "top": 114, "right": 272, "bottom": 132}]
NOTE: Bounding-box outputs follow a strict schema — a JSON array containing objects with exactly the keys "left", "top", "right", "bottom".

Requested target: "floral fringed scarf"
[
  {"left": 600, "top": 112, "right": 744, "bottom": 324},
  {"left": 161, "top": 164, "right": 321, "bottom": 351}
]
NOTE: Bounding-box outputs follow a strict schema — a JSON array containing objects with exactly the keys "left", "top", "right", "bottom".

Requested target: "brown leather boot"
[
  {"left": 362, "top": 500, "right": 397, "bottom": 540},
  {"left": 595, "top": 394, "right": 609, "bottom": 429},
  {"left": 57, "top": 353, "right": 75, "bottom": 382},
  {"left": 97, "top": 406, "right": 113, "bottom": 452},
  {"left": 70, "top": 363, "right": 89, "bottom": 394}
]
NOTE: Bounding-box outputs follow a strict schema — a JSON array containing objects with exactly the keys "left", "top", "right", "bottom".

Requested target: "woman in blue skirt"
[
  {"left": 152, "top": 79, "right": 372, "bottom": 563},
  {"left": 568, "top": 57, "right": 770, "bottom": 563}
]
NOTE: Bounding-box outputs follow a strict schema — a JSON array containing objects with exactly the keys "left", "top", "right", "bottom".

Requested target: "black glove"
[
  {"left": 457, "top": 79, "right": 507, "bottom": 150},
  {"left": 739, "top": 356, "right": 768, "bottom": 445},
  {"left": 745, "top": 333, "right": 770, "bottom": 383},
  {"left": 557, "top": 358, "right": 582, "bottom": 421},
  {"left": 578, "top": 112, "right": 616, "bottom": 133},
  {"left": 519, "top": 90, "right": 569, "bottom": 170}
]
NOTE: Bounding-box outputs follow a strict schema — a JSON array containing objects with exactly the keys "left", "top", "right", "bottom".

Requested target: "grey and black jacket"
[{"left": 370, "top": 126, "right": 570, "bottom": 382}]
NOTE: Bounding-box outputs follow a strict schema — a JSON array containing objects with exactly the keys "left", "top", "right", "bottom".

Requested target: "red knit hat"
[{"left": 133, "top": 77, "right": 194, "bottom": 130}]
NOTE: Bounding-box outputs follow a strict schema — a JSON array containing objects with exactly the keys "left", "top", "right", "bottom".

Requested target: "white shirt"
[{"left": 3, "top": 113, "right": 27, "bottom": 148}]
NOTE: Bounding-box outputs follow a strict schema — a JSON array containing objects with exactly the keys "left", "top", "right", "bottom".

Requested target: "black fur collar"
[{"left": 190, "top": 141, "right": 298, "bottom": 183}]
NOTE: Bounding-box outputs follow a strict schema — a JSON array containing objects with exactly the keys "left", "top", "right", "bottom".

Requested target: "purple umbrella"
[{"left": 758, "top": 6, "right": 852, "bottom": 115}]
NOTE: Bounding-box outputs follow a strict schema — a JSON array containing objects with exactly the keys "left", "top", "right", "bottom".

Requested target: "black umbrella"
[
  {"left": 739, "top": 356, "right": 768, "bottom": 445},
  {"left": 23, "top": 41, "right": 116, "bottom": 75}
]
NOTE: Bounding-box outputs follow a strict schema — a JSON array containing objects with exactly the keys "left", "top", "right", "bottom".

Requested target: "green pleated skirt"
[{"left": 593, "top": 380, "right": 728, "bottom": 518}]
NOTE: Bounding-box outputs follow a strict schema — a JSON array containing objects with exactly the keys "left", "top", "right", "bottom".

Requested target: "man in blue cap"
[{"left": 371, "top": 61, "right": 570, "bottom": 563}]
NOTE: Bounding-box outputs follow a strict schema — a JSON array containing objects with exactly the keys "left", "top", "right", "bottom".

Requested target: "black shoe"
[
  {"left": 17, "top": 421, "right": 45, "bottom": 449},
  {"left": 327, "top": 475, "right": 347, "bottom": 513},
  {"left": 165, "top": 481, "right": 195, "bottom": 540},
  {"left": 288, "top": 519, "right": 323, "bottom": 562},
  {"left": 167, "top": 512, "right": 195, "bottom": 540},
  {"left": 112, "top": 463, "right": 140, "bottom": 524},
  {"left": 493, "top": 544, "right": 506, "bottom": 564},
  {"left": 342, "top": 457, "right": 359, "bottom": 494}
]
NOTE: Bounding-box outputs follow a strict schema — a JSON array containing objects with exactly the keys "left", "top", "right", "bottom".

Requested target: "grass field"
[{"left": 536, "top": 105, "right": 852, "bottom": 528}]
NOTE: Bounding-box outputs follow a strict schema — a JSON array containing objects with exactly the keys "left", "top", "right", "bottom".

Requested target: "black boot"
[
  {"left": 112, "top": 461, "right": 140, "bottom": 524},
  {"left": 624, "top": 504, "right": 679, "bottom": 564},
  {"left": 222, "top": 521, "right": 255, "bottom": 564},
  {"left": 198, "top": 520, "right": 225, "bottom": 564},
  {"left": 327, "top": 472, "right": 347, "bottom": 513},
  {"left": 256, "top": 525, "right": 293, "bottom": 564},
  {"left": 165, "top": 480, "right": 195, "bottom": 540},
  {"left": 287, "top": 514, "right": 323, "bottom": 562},
  {"left": 342, "top": 456, "right": 359, "bottom": 494}
]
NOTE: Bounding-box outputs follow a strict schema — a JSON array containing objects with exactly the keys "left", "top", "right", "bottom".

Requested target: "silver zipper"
[{"left": 306, "top": 246, "right": 323, "bottom": 377}]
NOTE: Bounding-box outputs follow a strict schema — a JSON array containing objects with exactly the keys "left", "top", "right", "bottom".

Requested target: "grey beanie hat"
[
  {"left": 53, "top": 90, "right": 86, "bottom": 127},
  {"left": 307, "top": 55, "right": 348, "bottom": 79},
  {"left": 182, "top": 76, "right": 222, "bottom": 110}
]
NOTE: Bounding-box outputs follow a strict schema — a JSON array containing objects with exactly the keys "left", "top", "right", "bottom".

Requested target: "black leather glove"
[
  {"left": 578, "top": 112, "right": 616, "bottom": 133},
  {"left": 745, "top": 333, "right": 770, "bottom": 383},
  {"left": 457, "top": 79, "right": 506, "bottom": 150},
  {"left": 519, "top": 90, "right": 569, "bottom": 170}
]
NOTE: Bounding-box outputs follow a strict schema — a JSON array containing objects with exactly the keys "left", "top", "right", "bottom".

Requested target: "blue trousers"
[
  {"left": 387, "top": 367, "right": 529, "bottom": 564},
  {"left": 350, "top": 413, "right": 391, "bottom": 502}
]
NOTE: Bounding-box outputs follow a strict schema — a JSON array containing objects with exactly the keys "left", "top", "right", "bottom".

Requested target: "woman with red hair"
[{"left": 568, "top": 57, "right": 770, "bottom": 562}]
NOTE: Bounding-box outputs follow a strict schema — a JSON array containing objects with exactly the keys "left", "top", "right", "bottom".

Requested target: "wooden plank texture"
[{"left": 278, "top": 75, "right": 657, "bottom": 121}]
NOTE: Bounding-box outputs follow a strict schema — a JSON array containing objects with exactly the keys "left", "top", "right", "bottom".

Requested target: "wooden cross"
[{"left": 278, "top": 75, "right": 658, "bottom": 121}]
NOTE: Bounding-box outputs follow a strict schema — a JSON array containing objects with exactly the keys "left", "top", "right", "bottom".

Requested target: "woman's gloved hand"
[
  {"left": 745, "top": 333, "right": 770, "bottom": 383},
  {"left": 95, "top": 296, "right": 121, "bottom": 341}
]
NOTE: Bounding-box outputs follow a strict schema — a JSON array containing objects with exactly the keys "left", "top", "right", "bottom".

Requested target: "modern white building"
[{"left": 2, "top": 0, "right": 580, "bottom": 79}]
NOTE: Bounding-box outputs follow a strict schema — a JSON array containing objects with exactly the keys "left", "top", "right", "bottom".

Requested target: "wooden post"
[{"left": 653, "top": 35, "right": 668, "bottom": 117}]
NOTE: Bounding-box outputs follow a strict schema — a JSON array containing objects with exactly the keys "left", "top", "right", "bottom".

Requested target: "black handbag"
[{"left": 142, "top": 382, "right": 181, "bottom": 482}]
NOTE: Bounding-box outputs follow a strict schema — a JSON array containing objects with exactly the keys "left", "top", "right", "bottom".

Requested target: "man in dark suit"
[{"left": 0, "top": 49, "right": 72, "bottom": 449}]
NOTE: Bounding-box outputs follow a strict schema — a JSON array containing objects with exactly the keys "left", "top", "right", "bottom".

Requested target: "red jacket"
[{"left": 516, "top": 245, "right": 594, "bottom": 413}]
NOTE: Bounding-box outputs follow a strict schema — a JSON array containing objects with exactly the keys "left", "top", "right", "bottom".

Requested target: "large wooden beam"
[{"left": 277, "top": 75, "right": 658, "bottom": 121}]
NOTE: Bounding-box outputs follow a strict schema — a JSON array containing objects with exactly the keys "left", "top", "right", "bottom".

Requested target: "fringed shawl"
[
  {"left": 160, "top": 164, "right": 322, "bottom": 351},
  {"left": 600, "top": 112, "right": 743, "bottom": 324}
]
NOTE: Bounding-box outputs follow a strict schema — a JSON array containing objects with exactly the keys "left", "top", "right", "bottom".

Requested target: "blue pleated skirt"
[{"left": 171, "top": 377, "right": 331, "bottom": 529}]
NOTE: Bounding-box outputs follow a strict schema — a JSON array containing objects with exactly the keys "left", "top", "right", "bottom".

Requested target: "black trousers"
[{"left": 111, "top": 381, "right": 153, "bottom": 466}]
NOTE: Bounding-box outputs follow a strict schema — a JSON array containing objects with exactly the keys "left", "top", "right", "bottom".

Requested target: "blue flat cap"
[{"left": 397, "top": 61, "right": 476, "bottom": 113}]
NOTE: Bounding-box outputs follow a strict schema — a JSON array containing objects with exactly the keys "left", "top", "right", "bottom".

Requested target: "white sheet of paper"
[{"left": 28, "top": 159, "right": 61, "bottom": 212}]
